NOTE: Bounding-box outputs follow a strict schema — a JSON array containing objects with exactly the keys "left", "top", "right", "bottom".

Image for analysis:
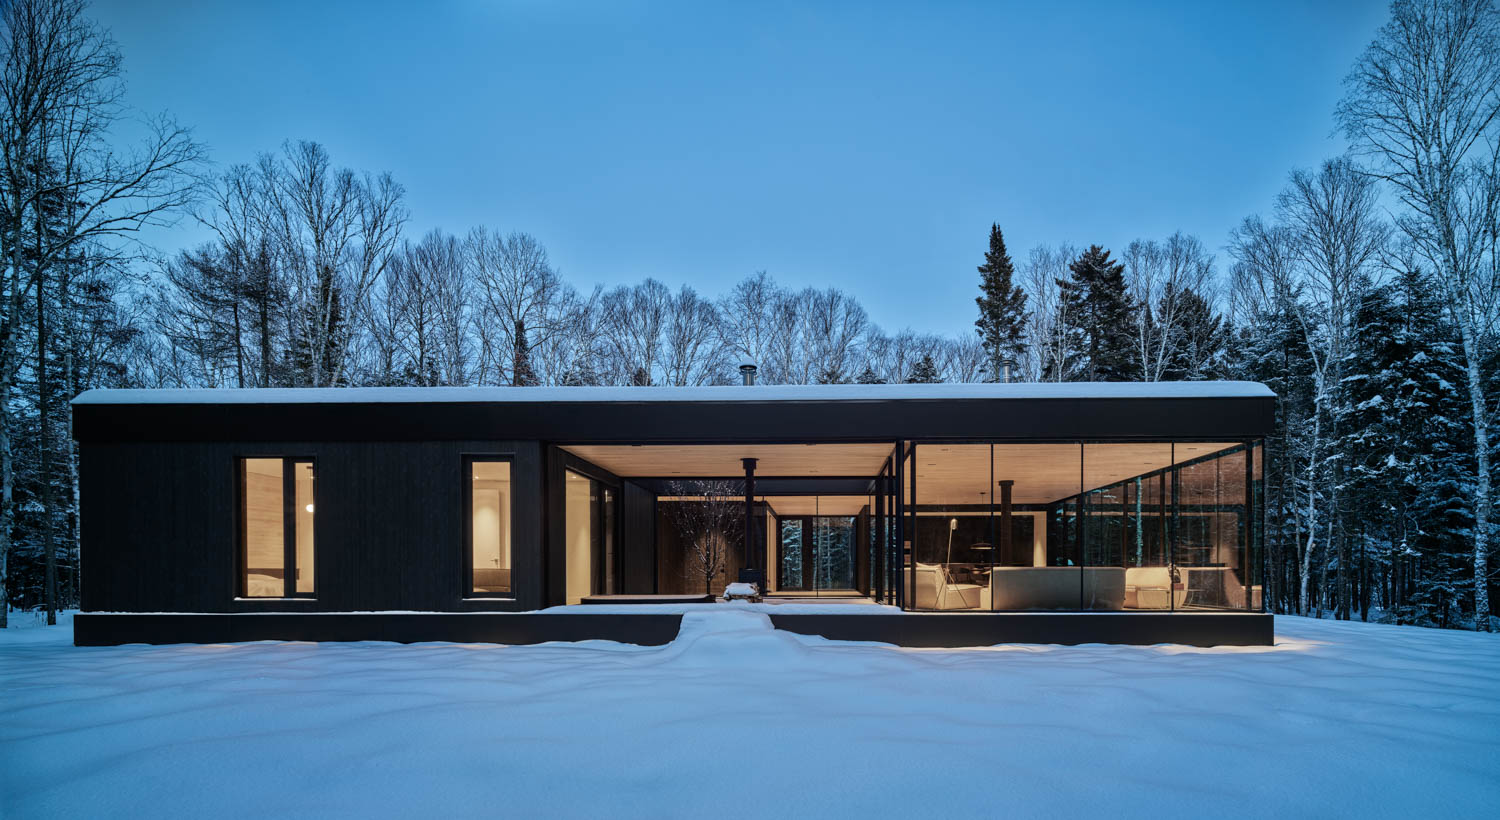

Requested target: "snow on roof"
[{"left": 72, "top": 381, "right": 1274, "bottom": 406}]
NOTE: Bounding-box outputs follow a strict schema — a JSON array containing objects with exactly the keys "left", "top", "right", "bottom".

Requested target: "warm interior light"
[{"left": 304, "top": 504, "right": 315, "bottom": 513}]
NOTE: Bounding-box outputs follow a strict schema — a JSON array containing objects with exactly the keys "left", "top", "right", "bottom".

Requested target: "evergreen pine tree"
[
  {"left": 1228, "top": 295, "right": 1318, "bottom": 615},
  {"left": 1160, "top": 285, "right": 1227, "bottom": 380},
  {"left": 905, "top": 355, "right": 940, "bottom": 384},
  {"left": 1323, "top": 266, "right": 1470, "bottom": 625},
  {"left": 511, "top": 318, "right": 539, "bottom": 386},
  {"left": 974, "top": 223, "right": 1028, "bottom": 381},
  {"left": 1057, "top": 245, "right": 1135, "bottom": 381},
  {"left": 855, "top": 366, "right": 885, "bottom": 385}
]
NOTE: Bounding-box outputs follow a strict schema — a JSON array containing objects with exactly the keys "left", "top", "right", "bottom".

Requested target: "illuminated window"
[
  {"left": 240, "top": 457, "right": 315, "bottom": 598},
  {"left": 565, "top": 470, "right": 616, "bottom": 604},
  {"left": 468, "top": 459, "right": 513, "bottom": 597}
]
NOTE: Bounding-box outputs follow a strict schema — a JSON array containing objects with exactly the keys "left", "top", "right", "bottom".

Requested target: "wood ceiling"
[
  {"left": 760, "top": 495, "right": 868, "bottom": 516},
  {"left": 914, "top": 442, "right": 1242, "bottom": 505},
  {"left": 658, "top": 495, "right": 869, "bottom": 516},
  {"left": 566, "top": 441, "right": 1245, "bottom": 507},
  {"left": 562, "top": 443, "right": 895, "bottom": 478}
]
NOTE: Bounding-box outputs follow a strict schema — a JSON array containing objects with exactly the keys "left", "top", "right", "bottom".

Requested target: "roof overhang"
[{"left": 71, "top": 382, "right": 1277, "bottom": 443}]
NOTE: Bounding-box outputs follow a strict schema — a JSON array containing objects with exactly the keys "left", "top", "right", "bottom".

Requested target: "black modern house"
[{"left": 70, "top": 380, "right": 1274, "bottom": 647}]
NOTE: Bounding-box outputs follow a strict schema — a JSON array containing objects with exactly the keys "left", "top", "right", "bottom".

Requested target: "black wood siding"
[
  {"left": 620, "top": 481, "right": 657, "bottom": 594},
  {"left": 80, "top": 440, "right": 544, "bottom": 613}
]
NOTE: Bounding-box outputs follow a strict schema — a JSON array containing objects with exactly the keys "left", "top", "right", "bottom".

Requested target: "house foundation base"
[
  {"left": 770, "top": 612, "right": 1273, "bottom": 647},
  {"left": 75, "top": 611, "right": 1273, "bottom": 648}
]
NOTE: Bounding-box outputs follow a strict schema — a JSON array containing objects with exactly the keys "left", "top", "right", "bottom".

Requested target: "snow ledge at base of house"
[{"left": 70, "top": 380, "right": 1275, "bottom": 406}]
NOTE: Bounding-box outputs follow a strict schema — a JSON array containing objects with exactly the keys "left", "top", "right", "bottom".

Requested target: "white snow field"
[{"left": 3, "top": 608, "right": 1498, "bottom": 819}]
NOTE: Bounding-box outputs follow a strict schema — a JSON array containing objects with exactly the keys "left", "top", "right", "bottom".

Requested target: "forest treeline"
[{"left": 2, "top": 0, "right": 1497, "bottom": 631}]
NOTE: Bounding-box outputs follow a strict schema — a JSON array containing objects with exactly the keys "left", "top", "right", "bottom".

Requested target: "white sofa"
[
  {"left": 989, "top": 567, "right": 1126, "bottom": 610},
  {"left": 1124, "top": 567, "right": 1172, "bottom": 609}
]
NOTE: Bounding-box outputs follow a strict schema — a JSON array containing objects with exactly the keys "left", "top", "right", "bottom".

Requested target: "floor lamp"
[{"left": 945, "top": 518, "right": 957, "bottom": 567}]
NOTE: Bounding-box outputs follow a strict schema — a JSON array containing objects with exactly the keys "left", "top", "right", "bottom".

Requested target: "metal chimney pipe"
[
  {"left": 998, "top": 479, "right": 1014, "bottom": 562},
  {"left": 740, "top": 363, "right": 758, "bottom": 386},
  {"left": 742, "top": 457, "right": 760, "bottom": 573}
]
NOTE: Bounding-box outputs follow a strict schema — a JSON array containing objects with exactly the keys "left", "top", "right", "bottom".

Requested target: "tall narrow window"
[
  {"left": 240, "top": 457, "right": 315, "bottom": 598},
  {"left": 564, "top": 471, "right": 619, "bottom": 603},
  {"left": 468, "top": 459, "right": 513, "bottom": 597}
]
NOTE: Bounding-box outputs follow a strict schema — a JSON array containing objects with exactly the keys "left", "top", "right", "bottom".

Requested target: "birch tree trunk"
[
  {"left": 1300, "top": 405, "right": 1321, "bottom": 615},
  {"left": 1457, "top": 325, "right": 1492, "bottom": 628}
]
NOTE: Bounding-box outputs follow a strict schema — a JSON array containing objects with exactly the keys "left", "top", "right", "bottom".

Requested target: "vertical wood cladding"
[
  {"left": 80, "top": 440, "right": 542, "bottom": 613},
  {"left": 620, "top": 481, "right": 658, "bottom": 594}
]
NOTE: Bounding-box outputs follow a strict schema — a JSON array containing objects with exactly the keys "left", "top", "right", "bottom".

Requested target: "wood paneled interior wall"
[
  {"left": 242, "top": 459, "right": 283, "bottom": 584},
  {"left": 654, "top": 500, "right": 765, "bottom": 596},
  {"left": 79, "top": 440, "right": 544, "bottom": 613}
]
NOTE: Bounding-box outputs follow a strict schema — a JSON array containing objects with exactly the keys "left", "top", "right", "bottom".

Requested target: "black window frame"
[
  {"left": 464, "top": 454, "right": 516, "bottom": 599},
  {"left": 236, "top": 455, "right": 317, "bottom": 600}
]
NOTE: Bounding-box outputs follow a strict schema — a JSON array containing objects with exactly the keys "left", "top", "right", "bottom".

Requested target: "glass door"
[
  {"left": 810, "top": 515, "right": 856, "bottom": 592},
  {"left": 774, "top": 498, "right": 859, "bottom": 596}
]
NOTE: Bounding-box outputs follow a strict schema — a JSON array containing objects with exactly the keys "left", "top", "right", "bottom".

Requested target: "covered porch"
[
  {"left": 547, "top": 436, "right": 1264, "bottom": 617},
  {"left": 553, "top": 441, "right": 900, "bottom": 606}
]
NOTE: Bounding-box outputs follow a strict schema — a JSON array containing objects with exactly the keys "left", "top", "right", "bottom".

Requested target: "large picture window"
[
  {"left": 908, "top": 441, "right": 1259, "bottom": 612},
  {"left": 239, "top": 457, "right": 315, "bottom": 598},
  {"left": 467, "top": 458, "right": 513, "bottom": 597}
]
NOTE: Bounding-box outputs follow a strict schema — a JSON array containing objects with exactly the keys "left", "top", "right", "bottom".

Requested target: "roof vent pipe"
[{"left": 740, "top": 363, "right": 758, "bottom": 386}]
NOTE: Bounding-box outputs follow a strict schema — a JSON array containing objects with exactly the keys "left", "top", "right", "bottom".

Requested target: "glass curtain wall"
[
  {"left": 911, "top": 444, "right": 1005, "bottom": 611},
  {"left": 1082, "top": 443, "right": 1172, "bottom": 611},
  {"left": 1173, "top": 445, "right": 1249, "bottom": 610},
  {"left": 773, "top": 497, "right": 862, "bottom": 595},
  {"left": 996, "top": 444, "right": 1081, "bottom": 611},
  {"left": 908, "top": 441, "right": 1261, "bottom": 612}
]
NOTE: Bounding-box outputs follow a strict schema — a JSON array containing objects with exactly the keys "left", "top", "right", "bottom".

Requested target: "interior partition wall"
[{"left": 904, "top": 440, "right": 1263, "bottom": 613}]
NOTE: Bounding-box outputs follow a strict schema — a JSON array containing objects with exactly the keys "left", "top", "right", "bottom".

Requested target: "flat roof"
[
  {"left": 72, "top": 381, "right": 1277, "bottom": 443},
  {"left": 73, "top": 381, "right": 1274, "bottom": 406}
]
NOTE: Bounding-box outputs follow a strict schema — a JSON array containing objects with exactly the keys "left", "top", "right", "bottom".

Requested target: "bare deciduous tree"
[
  {"left": 661, "top": 283, "right": 725, "bottom": 386},
  {"left": 1018, "top": 243, "right": 1077, "bottom": 381},
  {"left": 1125, "top": 232, "right": 1217, "bottom": 381},
  {"left": 266, "top": 141, "right": 405, "bottom": 388},
  {"left": 468, "top": 228, "right": 574, "bottom": 386},
  {"left": 1, "top": 0, "right": 204, "bottom": 625},
  {"left": 1278, "top": 158, "right": 1389, "bottom": 619},
  {"left": 371, "top": 229, "right": 470, "bottom": 386},
  {"left": 718, "top": 271, "right": 779, "bottom": 376},
  {"left": 662, "top": 481, "right": 742, "bottom": 595}
]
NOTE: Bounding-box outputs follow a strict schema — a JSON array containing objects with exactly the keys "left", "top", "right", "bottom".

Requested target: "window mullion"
[{"left": 282, "top": 458, "right": 296, "bottom": 598}]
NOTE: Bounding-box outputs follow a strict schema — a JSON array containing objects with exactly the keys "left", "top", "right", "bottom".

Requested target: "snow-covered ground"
[{"left": 3, "top": 610, "right": 1498, "bottom": 819}]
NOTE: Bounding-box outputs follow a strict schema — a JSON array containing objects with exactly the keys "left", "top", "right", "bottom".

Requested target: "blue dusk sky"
[{"left": 95, "top": 0, "right": 1390, "bottom": 335}]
